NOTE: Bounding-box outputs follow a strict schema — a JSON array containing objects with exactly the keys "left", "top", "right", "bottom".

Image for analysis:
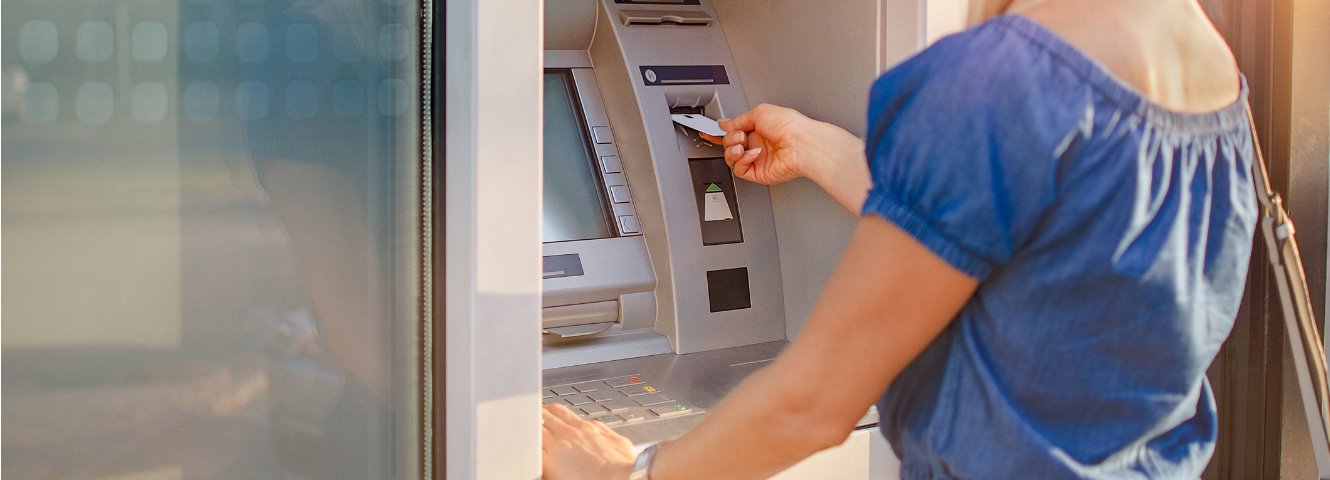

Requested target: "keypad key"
[
  {"left": 634, "top": 393, "right": 675, "bottom": 407},
  {"left": 619, "top": 411, "right": 646, "bottom": 423},
  {"left": 551, "top": 386, "right": 577, "bottom": 396},
  {"left": 543, "top": 397, "right": 561, "bottom": 405},
  {"left": 650, "top": 404, "right": 693, "bottom": 418},
  {"left": 619, "top": 385, "right": 657, "bottom": 397},
  {"left": 596, "top": 415, "right": 625, "bottom": 427},
  {"left": 580, "top": 405, "right": 610, "bottom": 416},
  {"left": 563, "top": 395, "right": 592, "bottom": 406},
  {"left": 573, "top": 382, "right": 601, "bottom": 393},
  {"left": 605, "top": 376, "right": 644, "bottom": 388},
  {"left": 541, "top": 389, "right": 556, "bottom": 399},
  {"left": 588, "top": 392, "right": 616, "bottom": 403},
  {"left": 601, "top": 400, "right": 635, "bottom": 412}
]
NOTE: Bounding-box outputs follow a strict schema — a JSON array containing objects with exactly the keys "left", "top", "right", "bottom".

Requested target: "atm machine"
[{"left": 536, "top": 0, "right": 939, "bottom": 477}]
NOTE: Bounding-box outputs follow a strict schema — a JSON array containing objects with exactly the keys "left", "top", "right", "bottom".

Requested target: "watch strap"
[{"left": 628, "top": 442, "right": 661, "bottom": 480}]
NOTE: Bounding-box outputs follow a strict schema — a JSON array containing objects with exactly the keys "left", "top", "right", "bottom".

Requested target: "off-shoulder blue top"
[{"left": 864, "top": 15, "right": 1255, "bottom": 479}]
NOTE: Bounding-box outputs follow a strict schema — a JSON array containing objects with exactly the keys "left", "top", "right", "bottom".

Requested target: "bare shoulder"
[{"left": 1017, "top": 0, "right": 1241, "bottom": 113}]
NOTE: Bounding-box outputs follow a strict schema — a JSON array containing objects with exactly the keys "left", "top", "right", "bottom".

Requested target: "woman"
[{"left": 542, "top": 0, "right": 1253, "bottom": 478}]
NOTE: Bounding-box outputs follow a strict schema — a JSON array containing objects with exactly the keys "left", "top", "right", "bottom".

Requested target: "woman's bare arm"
[{"left": 542, "top": 215, "right": 977, "bottom": 479}]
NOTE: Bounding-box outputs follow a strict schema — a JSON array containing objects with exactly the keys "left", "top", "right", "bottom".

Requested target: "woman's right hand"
[
  {"left": 701, "top": 103, "right": 870, "bottom": 213},
  {"left": 700, "top": 103, "right": 814, "bottom": 186}
]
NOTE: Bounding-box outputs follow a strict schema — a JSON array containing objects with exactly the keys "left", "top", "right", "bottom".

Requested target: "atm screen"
[{"left": 543, "top": 72, "right": 614, "bottom": 243}]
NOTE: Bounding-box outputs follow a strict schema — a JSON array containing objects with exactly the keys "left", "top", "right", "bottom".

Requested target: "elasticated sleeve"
[{"left": 860, "top": 43, "right": 1070, "bottom": 280}]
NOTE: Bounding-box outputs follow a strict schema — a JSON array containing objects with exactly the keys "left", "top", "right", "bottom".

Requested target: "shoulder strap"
[{"left": 1246, "top": 103, "right": 1330, "bottom": 477}]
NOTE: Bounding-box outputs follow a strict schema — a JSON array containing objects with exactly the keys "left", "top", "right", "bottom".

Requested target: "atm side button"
[
  {"left": 591, "top": 126, "right": 614, "bottom": 144},
  {"left": 609, "top": 185, "right": 632, "bottom": 204},
  {"left": 650, "top": 404, "right": 693, "bottom": 418},
  {"left": 600, "top": 155, "right": 623, "bottom": 174},
  {"left": 617, "top": 215, "right": 641, "bottom": 235}
]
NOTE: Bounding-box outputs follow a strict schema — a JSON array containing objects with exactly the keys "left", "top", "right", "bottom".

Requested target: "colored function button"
[
  {"left": 650, "top": 404, "right": 693, "bottom": 418},
  {"left": 619, "top": 386, "right": 653, "bottom": 397},
  {"left": 605, "top": 376, "right": 643, "bottom": 388}
]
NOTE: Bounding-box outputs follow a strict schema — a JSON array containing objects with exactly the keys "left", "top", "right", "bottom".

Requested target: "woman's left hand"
[{"left": 542, "top": 403, "right": 638, "bottom": 480}]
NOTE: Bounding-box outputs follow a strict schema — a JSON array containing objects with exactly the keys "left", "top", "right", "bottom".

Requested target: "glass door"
[{"left": 2, "top": 0, "right": 423, "bottom": 477}]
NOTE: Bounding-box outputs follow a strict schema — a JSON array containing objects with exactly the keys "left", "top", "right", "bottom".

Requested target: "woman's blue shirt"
[{"left": 864, "top": 15, "right": 1256, "bottom": 479}]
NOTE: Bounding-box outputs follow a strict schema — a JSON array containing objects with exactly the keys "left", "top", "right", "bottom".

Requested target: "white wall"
[{"left": 445, "top": 0, "right": 544, "bottom": 477}]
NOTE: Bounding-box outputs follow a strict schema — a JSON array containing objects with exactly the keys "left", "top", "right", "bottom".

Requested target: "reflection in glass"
[{"left": 1, "top": 0, "right": 420, "bottom": 477}]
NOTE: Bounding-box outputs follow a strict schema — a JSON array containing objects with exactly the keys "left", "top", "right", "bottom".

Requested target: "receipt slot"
[{"left": 690, "top": 158, "right": 743, "bottom": 245}]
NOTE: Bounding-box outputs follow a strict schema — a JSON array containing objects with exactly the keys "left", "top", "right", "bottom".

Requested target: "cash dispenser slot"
[
  {"left": 619, "top": 10, "right": 714, "bottom": 27},
  {"left": 542, "top": 300, "right": 620, "bottom": 338}
]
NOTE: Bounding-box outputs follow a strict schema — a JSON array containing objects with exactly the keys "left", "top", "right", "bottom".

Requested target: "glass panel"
[
  {"left": 543, "top": 72, "right": 612, "bottom": 243},
  {"left": 2, "top": 0, "right": 420, "bottom": 478}
]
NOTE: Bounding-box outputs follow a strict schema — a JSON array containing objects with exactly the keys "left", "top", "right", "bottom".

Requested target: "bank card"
[{"left": 671, "top": 113, "right": 725, "bottom": 137}]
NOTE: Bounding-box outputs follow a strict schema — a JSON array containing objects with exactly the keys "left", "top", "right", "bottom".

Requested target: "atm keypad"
[
  {"left": 650, "top": 405, "right": 693, "bottom": 418},
  {"left": 619, "top": 385, "right": 656, "bottom": 397},
  {"left": 563, "top": 395, "right": 593, "bottom": 406},
  {"left": 580, "top": 405, "right": 610, "bottom": 416},
  {"left": 572, "top": 382, "right": 602, "bottom": 393},
  {"left": 605, "top": 376, "right": 644, "bottom": 388},
  {"left": 633, "top": 393, "right": 676, "bottom": 407},
  {"left": 544, "top": 374, "right": 700, "bottom": 427}
]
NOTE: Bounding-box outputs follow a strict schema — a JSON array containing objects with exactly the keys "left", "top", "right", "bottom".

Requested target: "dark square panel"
[{"left": 706, "top": 268, "right": 751, "bottom": 313}]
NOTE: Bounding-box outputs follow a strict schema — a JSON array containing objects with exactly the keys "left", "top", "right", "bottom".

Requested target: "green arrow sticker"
[{"left": 705, "top": 183, "right": 722, "bottom": 193}]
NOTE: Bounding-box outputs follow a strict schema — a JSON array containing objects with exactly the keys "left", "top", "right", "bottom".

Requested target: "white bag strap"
[{"left": 1245, "top": 103, "right": 1330, "bottom": 477}]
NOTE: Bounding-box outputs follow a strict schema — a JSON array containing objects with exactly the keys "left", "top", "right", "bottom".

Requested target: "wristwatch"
[{"left": 628, "top": 442, "right": 661, "bottom": 480}]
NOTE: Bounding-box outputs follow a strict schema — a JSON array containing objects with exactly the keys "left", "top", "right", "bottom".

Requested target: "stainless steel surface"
[
  {"left": 544, "top": 341, "right": 880, "bottom": 445},
  {"left": 543, "top": 300, "right": 620, "bottom": 329},
  {"left": 542, "top": 237, "right": 654, "bottom": 309},
  {"left": 542, "top": 328, "right": 674, "bottom": 369},
  {"left": 589, "top": 0, "right": 789, "bottom": 354},
  {"left": 544, "top": 322, "right": 618, "bottom": 338}
]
